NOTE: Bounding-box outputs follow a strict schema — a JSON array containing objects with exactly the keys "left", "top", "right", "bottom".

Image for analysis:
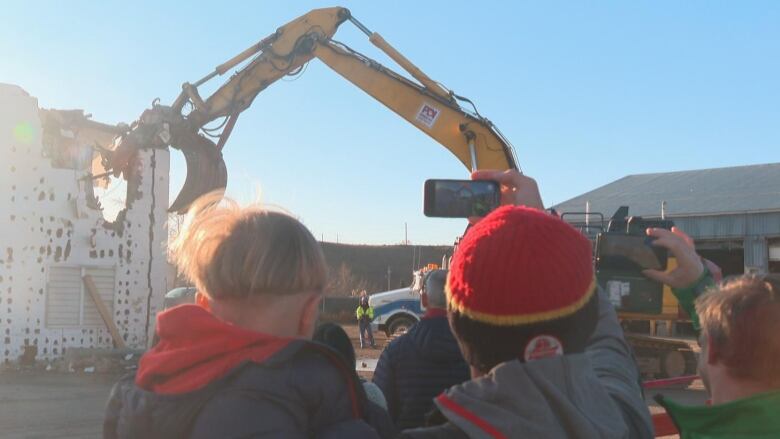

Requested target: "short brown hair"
[
  {"left": 171, "top": 193, "right": 327, "bottom": 300},
  {"left": 450, "top": 294, "right": 599, "bottom": 373},
  {"left": 696, "top": 274, "right": 780, "bottom": 386}
]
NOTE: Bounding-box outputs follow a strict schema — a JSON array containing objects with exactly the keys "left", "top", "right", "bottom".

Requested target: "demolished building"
[{"left": 0, "top": 84, "right": 169, "bottom": 364}]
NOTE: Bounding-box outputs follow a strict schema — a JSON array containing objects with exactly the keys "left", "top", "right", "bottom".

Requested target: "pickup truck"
[
  {"left": 368, "top": 287, "right": 423, "bottom": 336},
  {"left": 368, "top": 268, "right": 437, "bottom": 336}
]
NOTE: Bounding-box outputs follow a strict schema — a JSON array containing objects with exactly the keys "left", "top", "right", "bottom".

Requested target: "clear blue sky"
[{"left": 3, "top": 1, "right": 778, "bottom": 244}]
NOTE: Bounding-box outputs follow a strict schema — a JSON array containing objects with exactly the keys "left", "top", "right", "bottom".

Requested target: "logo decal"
[
  {"left": 416, "top": 103, "right": 441, "bottom": 129},
  {"left": 523, "top": 335, "right": 564, "bottom": 362}
]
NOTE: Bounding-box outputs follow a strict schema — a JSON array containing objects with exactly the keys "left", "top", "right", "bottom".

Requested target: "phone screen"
[
  {"left": 596, "top": 234, "right": 668, "bottom": 271},
  {"left": 424, "top": 179, "right": 500, "bottom": 218}
]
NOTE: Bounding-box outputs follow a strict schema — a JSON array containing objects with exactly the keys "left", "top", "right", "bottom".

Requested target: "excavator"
[
  {"left": 98, "top": 6, "right": 517, "bottom": 213},
  {"left": 91, "top": 7, "right": 691, "bottom": 381}
]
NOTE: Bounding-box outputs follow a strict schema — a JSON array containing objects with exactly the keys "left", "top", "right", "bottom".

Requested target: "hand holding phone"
[
  {"left": 471, "top": 169, "right": 544, "bottom": 210},
  {"left": 641, "top": 227, "right": 705, "bottom": 289}
]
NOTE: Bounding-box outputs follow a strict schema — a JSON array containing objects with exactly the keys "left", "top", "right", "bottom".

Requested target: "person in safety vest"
[{"left": 356, "top": 294, "right": 376, "bottom": 348}]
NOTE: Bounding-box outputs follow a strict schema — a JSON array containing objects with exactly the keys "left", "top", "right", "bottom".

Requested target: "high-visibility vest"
[{"left": 356, "top": 306, "right": 374, "bottom": 321}]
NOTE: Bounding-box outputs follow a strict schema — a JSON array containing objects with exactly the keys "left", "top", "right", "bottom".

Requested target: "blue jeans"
[{"left": 359, "top": 320, "right": 375, "bottom": 348}]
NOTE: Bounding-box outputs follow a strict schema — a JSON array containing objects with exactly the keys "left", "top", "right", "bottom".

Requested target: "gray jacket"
[{"left": 401, "top": 289, "right": 653, "bottom": 438}]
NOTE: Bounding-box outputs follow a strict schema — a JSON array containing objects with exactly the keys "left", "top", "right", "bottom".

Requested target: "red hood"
[{"left": 136, "top": 305, "right": 293, "bottom": 394}]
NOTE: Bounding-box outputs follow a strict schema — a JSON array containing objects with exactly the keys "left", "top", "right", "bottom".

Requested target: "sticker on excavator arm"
[{"left": 416, "top": 103, "right": 441, "bottom": 129}]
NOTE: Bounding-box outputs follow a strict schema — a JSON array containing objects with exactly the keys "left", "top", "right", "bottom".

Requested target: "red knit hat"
[{"left": 447, "top": 205, "right": 596, "bottom": 326}]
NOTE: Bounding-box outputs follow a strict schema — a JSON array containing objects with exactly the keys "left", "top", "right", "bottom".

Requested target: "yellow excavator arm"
[{"left": 105, "top": 7, "right": 518, "bottom": 212}]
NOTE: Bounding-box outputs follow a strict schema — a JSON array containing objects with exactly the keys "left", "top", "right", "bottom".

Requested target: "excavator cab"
[
  {"left": 596, "top": 207, "right": 672, "bottom": 315},
  {"left": 559, "top": 206, "right": 698, "bottom": 379},
  {"left": 560, "top": 211, "right": 605, "bottom": 242}
]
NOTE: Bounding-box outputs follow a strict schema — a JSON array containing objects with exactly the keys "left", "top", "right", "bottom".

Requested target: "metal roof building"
[{"left": 553, "top": 163, "right": 780, "bottom": 275}]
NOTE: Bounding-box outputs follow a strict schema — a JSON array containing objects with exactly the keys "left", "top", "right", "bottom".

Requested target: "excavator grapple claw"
[
  {"left": 106, "top": 105, "right": 228, "bottom": 213},
  {"left": 168, "top": 132, "right": 228, "bottom": 213}
]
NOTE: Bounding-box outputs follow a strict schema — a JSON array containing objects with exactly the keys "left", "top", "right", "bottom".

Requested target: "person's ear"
[
  {"left": 195, "top": 291, "right": 210, "bottom": 310},
  {"left": 298, "top": 293, "right": 322, "bottom": 338}
]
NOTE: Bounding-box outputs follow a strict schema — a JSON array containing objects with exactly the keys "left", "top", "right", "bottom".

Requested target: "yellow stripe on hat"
[{"left": 446, "top": 276, "right": 597, "bottom": 326}]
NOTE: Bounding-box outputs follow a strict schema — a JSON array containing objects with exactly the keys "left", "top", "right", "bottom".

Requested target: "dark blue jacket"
[
  {"left": 104, "top": 305, "right": 395, "bottom": 439},
  {"left": 105, "top": 341, "right": 395, "bottom": 439},
  {"left": 372, "top": 315, "right": 470, "bottom": 430}
]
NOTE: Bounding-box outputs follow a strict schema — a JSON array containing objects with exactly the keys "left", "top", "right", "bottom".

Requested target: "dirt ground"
[
  {"left": 0, "top": 324, "right": 705, "bottom": 438},
  {"left": 344, "top": 323, "right": 388, "bottom": 358},
  {"left": 343, "top": 323, "right": 388, "bottom": 379},
  {"left": 0, "top": 370, "right": 121, "bottom": 439}
]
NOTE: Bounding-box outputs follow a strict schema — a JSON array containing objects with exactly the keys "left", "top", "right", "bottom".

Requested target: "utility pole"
[
  {"left": 387, "top": 266, "right": 392, "bottom": 290},
  {"left": 585, "top": 200, "right": 590, "bottom": 230},
  {"left": 405, "top": 222, "right": 408, "bottom": 245}
]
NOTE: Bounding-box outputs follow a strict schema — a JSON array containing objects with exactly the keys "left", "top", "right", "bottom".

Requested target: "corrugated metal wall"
[
  {"left": 671, "top": 212, "right": 780, "bottom": 273},
  {"left": 673, "top": 212, "right": 780, "bottom": 240},
  {"left": 744, "top": 236, "right": 768, "bottom": 272},
  {"left": 673, "top": 216, "right": 745, "bottom": 238}
]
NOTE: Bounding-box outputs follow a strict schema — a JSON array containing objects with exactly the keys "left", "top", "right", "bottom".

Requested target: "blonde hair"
[{"left": 171, "top": 192, "right": 327, "bottom": 301}]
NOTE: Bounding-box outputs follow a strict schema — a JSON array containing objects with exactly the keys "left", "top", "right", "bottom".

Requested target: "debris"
[
  {"left": 19, "top": 345, "right": 37, "bottom": 366},
  {"left": 93, "top": 357, "right": 111, "bottom": 373},
  {"left": 84, "top": 366, "right": 95, "bottom": 373},
  {"left": 124, "top": 353, "right": 134, "bottom": 361}
]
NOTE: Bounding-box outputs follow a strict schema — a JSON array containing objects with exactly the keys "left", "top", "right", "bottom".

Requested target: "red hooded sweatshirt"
[{"left": 136, "top": 304, "right": 293, "bottom": 395}]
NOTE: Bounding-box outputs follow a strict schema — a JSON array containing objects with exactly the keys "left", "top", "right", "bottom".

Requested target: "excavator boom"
[
  {"left": 315, "top": 37, "right": 516, "bottom": 171},
  {"left": 180, "top": 7, "right": 348, "bottom": 126},
  {"left": 105, "top": 7, "right": 517, "bottom": 212}
]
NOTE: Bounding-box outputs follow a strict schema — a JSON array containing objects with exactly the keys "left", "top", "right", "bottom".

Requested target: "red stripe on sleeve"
[
  {"left": 652, "top": 413, "right": 678, "bottom": 437},
  {"left": 436, "top": 394, "right": 508, "bottom": 439}
]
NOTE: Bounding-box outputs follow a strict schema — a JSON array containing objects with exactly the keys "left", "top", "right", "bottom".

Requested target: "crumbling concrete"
[{"left": 0, "top": 84, "right": 169, "bottom": 363}]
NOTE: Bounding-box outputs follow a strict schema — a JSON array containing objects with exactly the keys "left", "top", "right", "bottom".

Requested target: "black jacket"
[
  {"left": 104, "top": 305, "right": 395, "bottom": 439},
  {"left": 372, "top": 315, "right": 470, "bottom": 430}
]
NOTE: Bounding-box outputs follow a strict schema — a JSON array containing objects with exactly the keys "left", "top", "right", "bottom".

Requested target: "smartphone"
[
  {"left": 626, "top": 216, "right": 674, "bottom": 235},
  {"left": 595, "top": 233, "right": 668, "bottom": 272},
  {"left": 423, "top": 179, "right": 500, "bottom": 218}
]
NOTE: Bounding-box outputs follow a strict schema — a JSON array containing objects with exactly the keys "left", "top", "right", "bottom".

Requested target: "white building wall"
[{"left": 0, "top": 84, "right": 169, "bottom": 363}]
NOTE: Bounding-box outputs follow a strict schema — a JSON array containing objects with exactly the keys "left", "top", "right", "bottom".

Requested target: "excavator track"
[{"left": 626, "top": 334, "right": 698, "bottom": 383}]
